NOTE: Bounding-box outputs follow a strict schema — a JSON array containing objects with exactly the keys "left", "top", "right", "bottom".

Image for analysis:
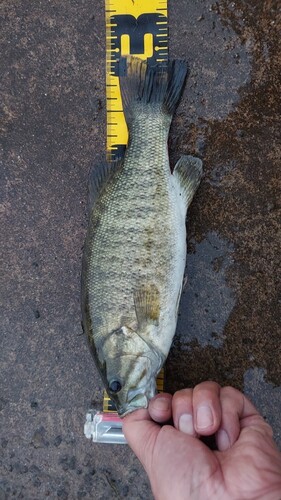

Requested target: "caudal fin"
[
  {"left": 118, "top": 56, "right": 189, "bottom": 126},
  {"left": 164, "top": 60, "right": 189, "bottom": 114}
]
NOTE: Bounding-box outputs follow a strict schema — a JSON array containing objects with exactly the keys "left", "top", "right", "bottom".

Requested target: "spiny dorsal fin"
[
  {"left": 88, "top": 159, "right": 123, "bottom": 210},
  {"left": 134, "top": 284, "right": 160, "bottom": 328},
  {"left": 173, "top": 155, "right": 203, "bottom": 209}
]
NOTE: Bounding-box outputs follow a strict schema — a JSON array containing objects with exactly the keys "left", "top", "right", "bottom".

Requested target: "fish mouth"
[
  {"left": 119, "top": 383, "right": 156, "bottom": 417},
  {"left": 119, "top": 393, "right": 149, "bottom": 417}
]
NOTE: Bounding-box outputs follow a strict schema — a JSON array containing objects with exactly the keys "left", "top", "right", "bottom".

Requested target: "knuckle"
[
  {"left": 194, "top": 380, "right": 221, "bottom": 394},
  {"left": 221, "top": 385, "right": 238, "bottom": 398},
  {"left": 173, "top": 388, "right": 191, "bottom": 401}
]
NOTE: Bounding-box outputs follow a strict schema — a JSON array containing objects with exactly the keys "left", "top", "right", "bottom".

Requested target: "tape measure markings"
[
  {"left": 105, "top": 0, "right": 168, "bottom": 161},
  {"left": 103, "top": 0, "right": 168, "bottom": 409}
]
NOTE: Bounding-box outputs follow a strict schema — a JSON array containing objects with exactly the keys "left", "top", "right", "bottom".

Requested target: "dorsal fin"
[{"left": 88, "top": 159, "right": 123, "bottom": 210}]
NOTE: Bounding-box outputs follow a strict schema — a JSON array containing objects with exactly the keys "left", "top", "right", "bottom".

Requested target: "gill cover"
[{"left": 101, "top": 325, "right": 164, "bottom": 416}]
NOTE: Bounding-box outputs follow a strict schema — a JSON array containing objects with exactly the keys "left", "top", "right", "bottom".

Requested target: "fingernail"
[
  {"left": 179, "top": 414, "right": 194, "bottom": 435},
  {"left": 151, "top": 397, "right": 170, "bottom": 412},
  {"left": 217, "top": 429, "right": 230, "bottom": 451},
  {"left": 196, "top": 405, "right": 214, "bottom": 430}
]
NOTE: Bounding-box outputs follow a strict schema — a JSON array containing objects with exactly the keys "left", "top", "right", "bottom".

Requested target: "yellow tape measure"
[
  {"left": 105, "top": 0, "right": 168, "bottom": 161},
  {"left": 103, "top": 0, "right": 168, "bottom": 413}
]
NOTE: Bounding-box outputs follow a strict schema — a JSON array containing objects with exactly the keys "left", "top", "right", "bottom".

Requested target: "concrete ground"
[{"left": 1, "top": 0, "right": 280, "bottom": 498}]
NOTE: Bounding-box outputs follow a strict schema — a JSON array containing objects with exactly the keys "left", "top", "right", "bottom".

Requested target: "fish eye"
[{"left": 108, "top": 379, "right": 122, "bottom": 393}]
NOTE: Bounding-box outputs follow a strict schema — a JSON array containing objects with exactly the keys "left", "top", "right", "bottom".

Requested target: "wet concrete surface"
[{"left": 1, "top": 0, "right": 280, "bottom": 498}]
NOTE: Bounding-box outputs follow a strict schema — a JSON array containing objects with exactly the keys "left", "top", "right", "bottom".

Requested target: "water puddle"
[
  {"left": 175, "top": 231, "right": 235, "bottom": 348},
  {"left": 170, "top": 1, "right": 254, "bottom": 125},
  {"left": 244, "top": 367, "right": 281, "bottom": 448}
]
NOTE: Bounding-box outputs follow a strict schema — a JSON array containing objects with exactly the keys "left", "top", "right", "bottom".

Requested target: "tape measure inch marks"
[{"left": 105, "top": 0, "right": 168, "bottom": 161}]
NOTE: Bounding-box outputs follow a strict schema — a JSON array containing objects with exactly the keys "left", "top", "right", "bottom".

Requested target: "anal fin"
[{"left": 173, "top": 155, "right": 203, "bottom": 209}]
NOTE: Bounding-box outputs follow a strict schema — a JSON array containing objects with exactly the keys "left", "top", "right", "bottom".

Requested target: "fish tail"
[{"left": 118, "top": 56, "right": 189, "bottom": 126}]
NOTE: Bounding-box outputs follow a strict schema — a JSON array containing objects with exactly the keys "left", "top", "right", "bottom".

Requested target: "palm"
[
  {"left": 214, "top": 427, "right": 281, "bottom": 499},
  {"left": 148, "top": 425, "right": 279, "bottom": 499},
  {"left": 124, "top": 384, "right": 281, "bottom": 500}
]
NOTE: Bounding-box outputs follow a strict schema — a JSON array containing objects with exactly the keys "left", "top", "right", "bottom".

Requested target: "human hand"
[{"left": 123, "top": 382, "right": 281, "bottom": 500}]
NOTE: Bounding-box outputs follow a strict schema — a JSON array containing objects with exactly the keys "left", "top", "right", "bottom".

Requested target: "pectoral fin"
[
  {"left": 133, "top": 284, "right": 160, "bottom": 328},
  {"left": 173, "top": 155, "right": 203, "bottom": 210}
]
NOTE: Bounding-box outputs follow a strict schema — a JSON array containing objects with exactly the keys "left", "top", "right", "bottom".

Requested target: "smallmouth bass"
[{"left": 81, "top": 56, "right": 203, "bottom": 416}]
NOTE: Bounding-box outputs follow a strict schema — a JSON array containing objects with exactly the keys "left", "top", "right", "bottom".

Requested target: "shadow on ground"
[{"left": 1, "top": 0, "right": 280, "bottom": 498}]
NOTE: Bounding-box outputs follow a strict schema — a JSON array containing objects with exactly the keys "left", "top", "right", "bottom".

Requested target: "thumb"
[{"left": 123, "top": 409, "right": 161, "bottom": 473}]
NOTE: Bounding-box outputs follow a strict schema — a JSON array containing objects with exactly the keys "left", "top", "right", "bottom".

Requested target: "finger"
[
  {"left": 216, "top": 386, "right": 273, "bottom": 451},
  {"left": 193, "top": 381, "right": 221, "bottom": 435},
  {"left": 240, "top": 393, "right": 273, "bottom": 438},
  {"left": 172, "top": 388, "right": 197, "bottom": 436},
  {"left": 148, "top": 393, "right": 173, "bottom": 423},
  {"left": 234, "top": 388, "right": 273, "bottom": 437},
  {"left": 123, "top": 408, "right": 161, "bottom": 473},
  {"left": 215, "top": 386, "right": 243, "bottom": 451}
]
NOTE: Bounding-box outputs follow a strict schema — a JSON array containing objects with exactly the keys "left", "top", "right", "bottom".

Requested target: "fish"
[{"left": 81, "top": 56, "right": 203, "bottom": 416}]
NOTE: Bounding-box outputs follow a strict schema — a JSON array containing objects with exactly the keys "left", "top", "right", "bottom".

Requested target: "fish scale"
[
  {"left": 87, "top": 157, "right": 175, "bottom": 340},
  {"left": 82, "top": 57, "right": 203, "bottom": 416}
]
